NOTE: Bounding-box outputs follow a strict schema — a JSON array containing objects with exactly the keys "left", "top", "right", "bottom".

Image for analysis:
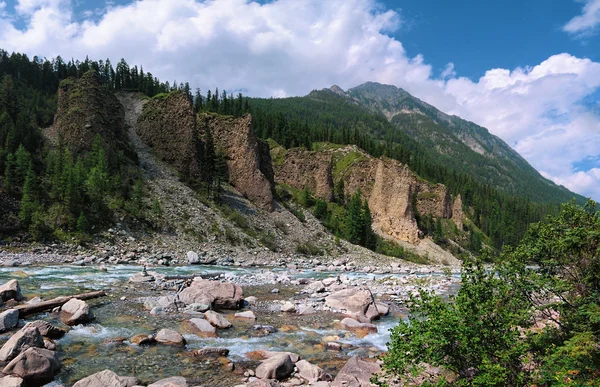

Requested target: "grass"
[
  {"left": 333, "top": 151, "right": 364, "bottom": 179},
  {"left": 311, "top": 142, "right": 345, "bottom": 152}
]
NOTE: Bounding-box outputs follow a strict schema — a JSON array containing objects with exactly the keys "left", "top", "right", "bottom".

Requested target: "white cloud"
[
  {"left": 564, "top": 0, "right": 600, "bottom": 35},
  {"left": 0, "top": 0, "right": 599, "bottom": 200}
]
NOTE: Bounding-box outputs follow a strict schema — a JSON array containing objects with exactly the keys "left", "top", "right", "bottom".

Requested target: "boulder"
[
  {"left": 0, "top": 376, "right": 24, "bottom": 387},
  {"left": 0, "top": 280, "right": 23, "bottom": 302},
  {"left": 178, "top": 279, "right": 243, "bottom": 309},
  {"left": 155, "top": 329, "right": 186, "bottom": 346},
  {"left": 130, "top": 334, "right": 155, "bottom": 345},
  {"left": 340, "top": 318, "right": 377, "bottom": 337},
  {"left": 0, "top": 309, "right": 19, "bottom": 332},
  {"left": 204, "top": 311, "right": 232, "bottom": 329},
  {"left": 187, "top": 251, "right": 200, "bottom": 265},
  {"left": 23, "top": 321, "right": 66, "bottom": 339},
  {"left": 297, "top": 305, "right": 316, "bottom": 315},
  {"left": 2, "top": 347, "right": 60, "bottom": 386},
  {"left": 234, "top": 311, "right": 256, "bottom": 320},
  {"left": 306, "top": 281, "right": 325, "bottom": 293},
  {"left": 280, "top": 302, "right": 296, "bottom": 313},
  {"left": 331, "top": 356, "right": 381, "bottom": 387},
  {"left": 375, "top": 302, "right": 389, "bottom": 316},
  {"left": 148, "top": 376, "right": 188, "bottom": 387},
  {"left": 60, "top": 298, "right": 94, "bottom": 326},
  {"left": 296, "top": 359, "right": 328, "bottom": 384},
  {"left": 72, "top": 369, "right": 139, "bottom": 387},
  {"left": 325, "top": 288, "right": 377, "bottom": 321},
  {"left": 255, "top": 353, "right": 295, "bottom": 380},
  {"left": 188, "top": 318, "right": 217, "bottom": 337},
  {"left": 193, "top": 347, "right": 230, "bottom": 357},
  {"left": 0, "top": 326, "right": 44, "bottom": 362}
]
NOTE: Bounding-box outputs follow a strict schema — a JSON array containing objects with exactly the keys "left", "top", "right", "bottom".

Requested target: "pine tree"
[
  {"left": 76, "top": 211, "right": 89, "bottom": 233},
  {"left": 346, "top": 191, "right": 364, "bottom": 245},
  {"left": 14, "top": 144, "right": 31, "bottom": 186},
  {"left": 434, "top": 217, "right": 444, "bottom": 244},
  {"left": 130, "top": 178, "right": 144, "bottom": 216},
  {"left": 19, "top": 164, "right": 40, "bottom": 227},
  {"left": 3, "top": 152, "right": 16, "bottom": 194},
  {"left": 361, "top": 199, "right": 376, "bottom": 249},
  {"left": 194, "top": 88, "right": 203, "bottom": 113}
]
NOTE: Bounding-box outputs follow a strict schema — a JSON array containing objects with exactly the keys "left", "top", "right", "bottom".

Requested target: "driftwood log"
[{"left": 14, "top": 291, "right": 107, "bottom": 317}]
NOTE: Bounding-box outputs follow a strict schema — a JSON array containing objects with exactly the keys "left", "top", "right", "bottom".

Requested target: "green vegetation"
[{"left": 381, "top": 200, "right": 600, "bottom": 386}]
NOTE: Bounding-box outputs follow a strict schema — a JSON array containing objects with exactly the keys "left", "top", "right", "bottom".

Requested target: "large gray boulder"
[
  {"left": 331, "top": 356, "right": 381, "bottom": 387},
  {"left": 60, "top": 298, "right": 94, "bottom": 326},
  {"left": 0, "top": 280, "right": 24, "bottom": 302},
  {"left": 325, "top": 288, "right": 378, "bottom": 321},
  {"left": 72, "top": 369, "right": 139, "bottom": 387},
  {"left": 0, "top": 326, "right": 44, "bottom": 362},
  {"left": 0, "top": 309, "right": 19, "bottom": 332},
  {"left": 155, "top": 329, "right": 186, "bottom": 346},
  {"left": 255, "top": 353, "right": 296, "bottom": 380},
  {"left": 296, "top": 359, "right": 328, "bottom": 384},
  {"left": 178, "top": 279, "right": 243, "bottom": 309},
  {"left": 2, "top": 347, "right": 60, "bottom": 386}
]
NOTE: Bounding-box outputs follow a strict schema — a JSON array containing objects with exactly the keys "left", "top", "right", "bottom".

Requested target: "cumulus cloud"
[
  {"left": 564, "top": 0, "right": 600, "bottom": 35},
  {"left": 0, "top": 0, "right": 599, "bottom": 199}
]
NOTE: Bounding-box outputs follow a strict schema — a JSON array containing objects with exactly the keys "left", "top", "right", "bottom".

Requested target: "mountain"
[{"left": 331, "top": 82, "right": 583, "bottom": 204}]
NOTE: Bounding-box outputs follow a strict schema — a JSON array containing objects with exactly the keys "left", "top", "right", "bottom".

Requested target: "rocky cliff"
[
  {"left": 275, "top": 148, "right": 334, "bottom": 201},
  {"left": 452, "top": 194, "right": 464, "bottom": 230},
  {"left": 198, "top": 114, "right": 275, "bottom": 211},
  {"left": 136, "top": 91, "right": 202, "bottom": 179},
  {"left": 273, "top": 145, "right": 463, "bottom": 245},
  {"left": 52, "top": 70, "right": 134, "bottom": 160}
]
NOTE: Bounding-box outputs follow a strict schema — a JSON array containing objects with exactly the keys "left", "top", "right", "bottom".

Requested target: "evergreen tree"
[
  {"left": 76, "top": 211, "right": 89, "bottom": 233},
  {"left": 434, "top": 217, "right": 444, "bottom": 244},
  {"left": 3, "top": 152, "right": 16, "bottom": 194},
  {"left": 19, "top": 164, "right": 40, "bottom": 227},
  {"left": 346, "top": 191, "right": 364, "bottom": 245},
  {"left": 361, "top": 199, "right": 376, "bottom": 249},
  {"left": 194, "top": 88, "right": 203, "bottom": 113}
]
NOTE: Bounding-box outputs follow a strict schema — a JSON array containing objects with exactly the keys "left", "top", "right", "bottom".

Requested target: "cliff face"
[
  {"left": 137, "top": 91, "right": 202, "bottom": 179},
  {"left": 273, "top": 145, "right": 462, "bottom": 245},
  {"left": 452, "top": 194, "right": 464, "bottom": 230},
  {"left": 199, "top": 114, "right": 275, "bottom": 211},
  {"left": 416, "top": 183, "right": 453, "bottom": 219},
  {"left": 274, "top": 148, "right": 334, "bottom": 201},
  {"left": 53, "top": 70, "right": 134, "bottom": 160}
]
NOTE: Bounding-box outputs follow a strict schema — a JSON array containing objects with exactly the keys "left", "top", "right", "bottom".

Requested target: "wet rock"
[
  {"left": 295, "top": 359, "right": 328, "bottom": 384},
  {"left": 340, "top": 318, "right": 378, "bottom": 336},
  {"left": 0, "top": 279, "right": 24, "bottom": 302},
  {"left": 253, "top": 325, "right": 276, "bottom": 333},
  {"left": 23, "top": 321, "right": 66, "bottom": 339},
  {"left": 204, "top": 310, "right": 232, "bottom": 329},
  {"left": 0, "top": 326, "right": 44, "bottom": 362},
  {"left": 234, "top": 311, "right": 256, "bottom": 320},
  {"left": 42, "top": 337, "right": 57, "bottom": 351},
  {"left": 193, "top": 347, "right": 230, "bottom": 357},
  {"left": 60, "top": 298, "right": 94, "bottom": 326},
  {"left": 155, "top": 329, "right": 186, "bottom": 346},
  {"left": 331, "top": 356, "right": 381, "bottom": 387},
  {"left": 148, "top": 376, "right": 188, "bottom": 387},
  {"left": 178, "top": 279, "right": 243, "bottom": 309},
  {"left": 375, "top": 302, "right": 389, "bottom": 316},
  {"left": 326, "top": 342, "right": 342, "bottom": 351},
  {"left": 255, "top": 353, "right": 295, "bottom": 380},
  {"left": 0, "top": 309, "right": 19, "bottom": 332},
  {"left": 72, "top": 369, "right": 139, "bottom": 387},
  {"left": 2, "top": 347, "right": 60, "bottom": 386},
  {"left": 0, "top": 375, "right": 24, "bottom": 387},
  {"left": 188, "top": 318, "right": 217, "bottom": 337},
  {"left": 281, "top": 302, "right": 296, "bottom": 313},
  {"left": 130, "top": 334, "right": 155, "bottom": 345}
]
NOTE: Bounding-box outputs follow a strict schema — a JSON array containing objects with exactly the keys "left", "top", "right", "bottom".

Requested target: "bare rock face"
[
  {"left": 274, "top": 148, "right": 334, "bottom": 201},
  {"left": 72, "top": 369, "right": 139, "bottom": 387},
  {"left": 178, "top": 278, "right": 243, "bottom": 310},
  {"left": 331, "top": 356, "right": 381, "bottom": 387},
  {"left": 452, "top": 194, "right": 464, "bottom": 230},
  {"left": 52, "top": 70, "right": 135, "bottom": 160},
  {"left": 416, "top": 183, "right": 453, "bottom": 219},
  {"left": 200, "top": 114, "right": 274, "bottom": 210},
  {"left": 137, "top": 91, "right": 202, "bottom": 179}
]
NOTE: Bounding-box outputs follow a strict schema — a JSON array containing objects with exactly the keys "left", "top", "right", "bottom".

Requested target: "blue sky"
[{"left": 0, "top": 0, "right": 599, "bottom": 199}]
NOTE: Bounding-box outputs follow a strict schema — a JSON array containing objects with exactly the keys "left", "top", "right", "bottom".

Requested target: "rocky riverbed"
[{"left": 0, "top": 250, "right": 460, "bottom": 386}]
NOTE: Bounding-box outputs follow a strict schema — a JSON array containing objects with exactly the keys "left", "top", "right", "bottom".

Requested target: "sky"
[{"left": 0, "top": 0, "right": 599, "bottom": 200}]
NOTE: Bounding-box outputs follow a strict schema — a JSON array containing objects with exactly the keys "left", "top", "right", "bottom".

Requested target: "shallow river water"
[{"left": 0, "top": 264, "right": 452, "bottom": 386}]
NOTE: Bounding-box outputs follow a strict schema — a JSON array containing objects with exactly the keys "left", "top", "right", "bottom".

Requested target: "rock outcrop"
[
  {"left": 137, "top": 91, "right": 202, "bottom": 179},
  {"left": 199, "top": 114, "right": 275, "bottom": 210},
  {"left": 416, "top": 183, "right": 453, "bottom": 219},
  {"left": 452, "top": 194, "right": 464, "bottom": 230},
  {"left": 274, "top": 148, "right": 334, "bottom": 201},
  {"left": 52, "top": 70, "right": 135, "bottom": 160}
]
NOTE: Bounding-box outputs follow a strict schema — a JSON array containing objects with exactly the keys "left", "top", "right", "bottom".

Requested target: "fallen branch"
[{"left": 14, "top": 291, "right": 107, "bottom": 317}]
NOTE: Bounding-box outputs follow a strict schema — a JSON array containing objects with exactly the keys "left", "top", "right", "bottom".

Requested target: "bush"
[{"left": 295, "top": 241, "right": 324, "bottom": 256}]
